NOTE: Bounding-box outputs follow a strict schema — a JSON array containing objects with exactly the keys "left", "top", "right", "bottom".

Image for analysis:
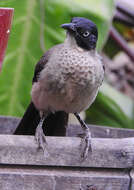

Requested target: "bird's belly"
[
  {"left": 31, "top": 74, "right": 99, "bottom": 113},
  {"left": 59, "top": 84, "right": 99, "bottom": 113}
]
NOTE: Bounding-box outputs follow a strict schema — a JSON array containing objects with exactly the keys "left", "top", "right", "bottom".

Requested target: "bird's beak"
[{"left": 61, "top": 23, "right": 76, "bottom": 32}]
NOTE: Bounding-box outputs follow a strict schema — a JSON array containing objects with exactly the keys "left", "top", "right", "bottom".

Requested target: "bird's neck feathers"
[{"left": 64, "top": 32, "right": 78, "bottom": 48}]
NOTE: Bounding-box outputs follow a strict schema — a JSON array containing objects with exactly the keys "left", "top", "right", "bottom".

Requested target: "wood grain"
[
  {"left": 0, "top": 135, "right": 134, "bottom": 169},
  {"left": 0, "top": 166, "right": 130, "bottom": 190}
]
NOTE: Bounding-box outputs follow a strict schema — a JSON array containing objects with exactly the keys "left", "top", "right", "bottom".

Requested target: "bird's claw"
[
  {"left": 80, "top": 129, "right": 92, "bottom": 160},
  {"left": 35, "top": 123, "right": 48, "bottom": 156}
]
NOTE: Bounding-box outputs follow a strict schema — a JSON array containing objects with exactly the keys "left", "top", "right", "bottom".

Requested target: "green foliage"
[
  {"left": 86, "top": 90, "right": 134, "bottom": 128},
  {"left": 103, "top": 22, "right": 126, "bottom": 58},
  {"left": 0, "top": 0, "right": 114, "bottom": 117}
]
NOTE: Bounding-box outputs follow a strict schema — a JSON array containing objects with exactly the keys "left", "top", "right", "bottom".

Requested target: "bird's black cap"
[
  {"left": 61, "top": 17, "right": 98, "bottom": 50},
  {"left": 71, "top": 17, "right": 97, "bottom": 29}
]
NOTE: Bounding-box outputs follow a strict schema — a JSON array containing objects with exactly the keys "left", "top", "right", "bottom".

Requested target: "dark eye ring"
[{"left": 82, "top": 31, "right": 90, "bottom": 37}]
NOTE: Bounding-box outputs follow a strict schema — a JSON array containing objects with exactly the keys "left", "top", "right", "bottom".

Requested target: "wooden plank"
[
  {"left": 0, "top": 116, "right": 19, "bottom": 134},
  {"left": 1, "top": 116, "right": 134, "bottom": 138},
  {"left": 67, "top": 124, "right": 134, "bottom": 138},
  {"left": 0, "top": 166, "right": 130, "bottom": 190},
  {"left": 0, "top": 135, "right": 134, "bottom": 168}
]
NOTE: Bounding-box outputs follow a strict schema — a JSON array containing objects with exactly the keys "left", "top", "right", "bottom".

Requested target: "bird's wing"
[
  {"left": 32, "top": 49, "right": 51, "bottom": 83},
  {"left": 14, "top": 45, "right": 68, "bottom": 136},
  {"left": 32, "top": 44, "right": 63, "bottom": 83}
]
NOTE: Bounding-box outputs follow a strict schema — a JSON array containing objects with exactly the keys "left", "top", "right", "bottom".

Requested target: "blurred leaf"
[
  {"left": 0, "top": 0, "right": 114, "bottom": 117},
  {"left": 0, "top": 0, "right": 42, "bottom": 116},
  {"left": 103, "top": 22, "right": 130, "bottom": 58},
  {"left": 103, "top": 35, "right": 122, "bottom": 58},
  {"left": 86, "top": 82, "right": 134, "bottom": 128},
  {"left": 100, "top": 82, "right": 134, "bottom": 119}
]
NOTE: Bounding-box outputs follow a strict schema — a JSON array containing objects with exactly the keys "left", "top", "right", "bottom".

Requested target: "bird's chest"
[
  {"left": 48, "top": 48, "right": 103, "bottom": 87},
  {"left": 40, "top": 47, "right": 104, "bottom": 96}
]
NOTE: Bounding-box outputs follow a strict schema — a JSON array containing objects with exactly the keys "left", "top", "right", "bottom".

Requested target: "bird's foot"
[
  {"left": 74, "top": 113, "right": 92, "bottom": 160},
  {"left": 80, "top": 128, "right": 92, "bottom": 160},
  {"left": 35, "top": 119, "right": 48, "bottom": 156}
]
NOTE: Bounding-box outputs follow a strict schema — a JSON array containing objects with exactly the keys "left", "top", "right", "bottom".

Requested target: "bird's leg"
[
  {"left": 35, "top": 112, "right": 48, "bottom": 155},
  {"left": 74, "top": 113, "right": 92, "bottom": 159}
]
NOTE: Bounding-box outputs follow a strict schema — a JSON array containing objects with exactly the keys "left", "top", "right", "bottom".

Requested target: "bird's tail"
[
  {"left": 14, "top": 102, "right": 68, "bottom": 136},
  {"left": 14, "top": 102, "right": 40, "bottom": 135}
]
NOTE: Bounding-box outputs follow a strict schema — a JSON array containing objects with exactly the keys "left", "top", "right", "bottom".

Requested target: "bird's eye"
[{"left": 82, "top": 31, "right": 90, "bottom": 37}]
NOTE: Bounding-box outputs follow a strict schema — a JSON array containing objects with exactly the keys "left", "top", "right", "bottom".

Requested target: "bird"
[{"left": 14, "top": 17, "right": 104, "bottom": 159}]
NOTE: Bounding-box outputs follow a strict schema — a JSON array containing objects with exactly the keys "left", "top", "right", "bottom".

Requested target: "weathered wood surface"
[
  {"left": 0, "top": 115, "right": 134, "bottom": 139},
  {"left": 0, "top": 116, "right": 134, "bottom": 189},
  {"left": 67, "top": 123, "right": 134, "bottom": 138},
  {"left": 0, "top": 116, "right": 19, "bottom": 134},
  {"left": 0, "top": 135, "right": 134, "bottom": 169},
  {"left": 0, "top": 166, "right": 130, "bottom": 190}
]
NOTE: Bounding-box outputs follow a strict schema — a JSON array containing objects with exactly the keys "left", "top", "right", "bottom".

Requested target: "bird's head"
[{"left": 61, "top": 17, "right": 98, "bottom": 51}]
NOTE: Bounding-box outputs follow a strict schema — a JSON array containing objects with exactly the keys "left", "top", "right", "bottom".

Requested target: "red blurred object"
[{"left": 0, "top": 8, "right": 14, "bottom": 71}]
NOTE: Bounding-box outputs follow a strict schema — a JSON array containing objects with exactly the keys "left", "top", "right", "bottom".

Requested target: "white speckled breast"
[
  {"left": 57, "top": 46, "right": 103, "bottom": 87},
  {"left": 32, "top": 42, "right": 104, "bottom": 113}
]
